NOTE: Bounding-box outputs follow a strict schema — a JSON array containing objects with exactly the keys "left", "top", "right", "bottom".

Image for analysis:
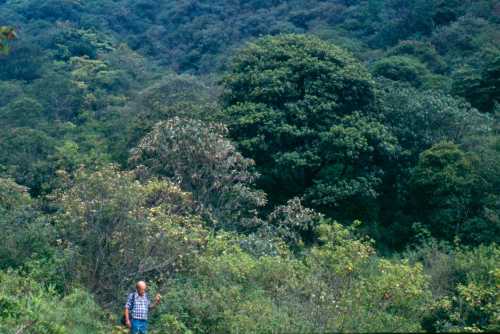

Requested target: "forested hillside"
[{"left": 1, "top": 1, "right": 499, "bottom": 333}]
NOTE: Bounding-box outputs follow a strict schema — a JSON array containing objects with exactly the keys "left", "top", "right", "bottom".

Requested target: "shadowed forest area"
[{"left": 0, "top": 1, "right": 499, "bottom": 333}]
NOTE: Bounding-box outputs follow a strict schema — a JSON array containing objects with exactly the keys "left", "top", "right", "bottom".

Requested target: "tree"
[
  {"left": 102, "top": 73, "right": 218, "bottom": 165},
  {"left": 372, "top": 56, "right": 431, "bottom": 87},
  {"left": 372, "top": 0, "right": 436, "bottom": 47},
  {"left": 160, "top": 220, "right": 431, "bottom": 333},
  {"left": 409, "top": 142, "right": 498, "bottom": 243},
  {"left": 223, "top": 34, "right": 396, "bottom": 222},
  {"left": 54, "top": 165, "right": 208, "bottom": 304},
  {"left": 130, "top": 117, "right": 266, "bottom": 229},
  {"left": 305, "top": 221, "right": 431, "bottom": 332},
  {"left": 375, "top": 83, "right": 492, "bottom": 248},
  {"left": 30, "top": 72, "right": 85, "bottom": 121},
  {"left": 0, "top": 178, "right": 55, "bottom": 270},
  {"left": 386, "top": 40, "right": 447, "bottom": 73},
  {"left": 17, "top": 0, "right": 83, "bottom": 22},
  {"left": 379, "top": 83, "right": 490, "bottom": 159},
  {"left": 0, "top": 40, "right": 45, "bottom": 81},
  {"left": 452, "top": 55, "right": 500, "bottom": 113},
  {"left": 0, "top": 128, "right": 56, "bottom": 195},
  {"left": 0, "top": 81, "right": 23, "bottom": 108},
  {"left": 268, "top": 197, "right": 322, "bottom": 241},
  {"left": 0, "top": 97, "right": 44, "bottom": 127}
]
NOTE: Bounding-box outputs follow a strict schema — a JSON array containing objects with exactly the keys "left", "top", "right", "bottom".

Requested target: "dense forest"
[{"left": 0, "top": 0, "right": 499, "bottom": 333}]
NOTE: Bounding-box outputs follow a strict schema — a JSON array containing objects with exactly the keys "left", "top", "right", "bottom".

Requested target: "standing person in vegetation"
[{"left": 124, "top": 281, "right": 161, "bottom": 334}]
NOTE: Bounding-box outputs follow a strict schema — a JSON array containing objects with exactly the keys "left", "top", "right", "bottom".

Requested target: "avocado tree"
[{"left": 222, "top": 34, "right": 396, "bottom": 222}]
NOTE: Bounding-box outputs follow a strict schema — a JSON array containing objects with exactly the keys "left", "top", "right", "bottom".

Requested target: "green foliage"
[
  {"left": 0, "top": 80, "right": 23, "bottom": 108},
  {"left": 0, "top": 128, "right": 56, "bottom": 195},
  {"left": 30, "top": 72, "right": 85, "bottom": 121},
  {"left": 0, "top": 177, "right": 31, "bottom": 213},
  {"left": 267, "top": 197, "right": 323, "bottom": 248},
  {"left": 166, "top": 234, "right": 312, "bottom": 333},
  {"left": 53, "top": 165, "right": 208, "bottom": 303},
  {"left": 3, "top": 0, "right": 499, "bottom": 73},
  {"left": 130, "top": 117, "right": 266, "bottom": 229},
  {"left": 407, "top": 242, "right": 500, "bottom": 332},
  {"left": 409, "top": 142, "right": 499, "bottom": 244},
  {"left": 0, "top": 0, "right": 499, "bottom": 332},
  {"left": 372, "top": 55, "right": 431, "bottom": 87},
  {"left": 438, "top": 246, "right": 500, "bottom": 332},
  {"left": 0, "top": 40, "right": 45, "bottom": 81},
  {"left": 49, "top": 27, "right": 105, "bottom": 61},
  {"left": 387, "top": 40, "right": 447, "bottom": 73},
  {"left": 223, "top": 34, "right": 376, "bottom": 115},
  {"left": 106, "top": 73, "right": 218, "bottom": 164},
  {"left": 452, "top": 55, "right": 500, "bottom": 113},
  {"left": 431, "top": 15, "right": 496, "bottom": 59},
  {"left": 379, "top": 82, "right": 490, "bottom": 158},
  {"left": 0, "top": 178, "right": 58, "bottom": 271},
  {"left": 0, "top": 271, "right": 110, "bottom": 334},
  {"left": 304, "top": 112, "right": 397, "bottom": 221},
  {"left": 17, "top": 0, "right": 83, "bottom": 22},
  {"left": 155, "top": 314, "right": 193, "bottom": 334},
  {"left": 0, "top": 97, "right": 44, "bottom": 127},
  {"left": 359, "top": 0, "right": 436, "bottom": 47},
  {"left": 223, "top": 34, "right": 396, "bottom": 222},
  {"left": 154, "top": 221, "right": 431, "bottom": 333},
  {"left": 410, "top": 142, "right": 476, "bottom": 241},
  {"left": 374, "top": 83, "right": 492, "bottom": 248}
]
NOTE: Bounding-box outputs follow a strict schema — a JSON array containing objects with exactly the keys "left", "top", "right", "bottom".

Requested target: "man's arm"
[
  {"left": 124, "top": 294, "right": 133, "bottom": 328},
  {"left": 149, "top": 293, "right": 161, "bottom": 309},
  {"left": 124, "top": 307, "right": 131, "bottom": 328}
]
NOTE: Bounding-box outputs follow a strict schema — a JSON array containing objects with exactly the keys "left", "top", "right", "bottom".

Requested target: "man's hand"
[
  {"left": 149, "top": 293, "right": 162, "bottom": 310},
  {"left": 124, "top": 308, "right": 131, "bottom": 328}
]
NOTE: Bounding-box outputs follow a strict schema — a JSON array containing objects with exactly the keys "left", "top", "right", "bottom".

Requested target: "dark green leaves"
[{"left": 223, "top": 34, "right": 393, "bottom": 221}]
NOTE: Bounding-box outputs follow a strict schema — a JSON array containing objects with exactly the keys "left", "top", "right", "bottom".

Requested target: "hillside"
[{"left": 0, "top": 1, "right": 499, "bottom": 333}]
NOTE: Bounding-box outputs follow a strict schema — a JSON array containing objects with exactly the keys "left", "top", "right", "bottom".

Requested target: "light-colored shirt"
[{"left": 125, "top": 292, "right": 150, "bottom": 320}]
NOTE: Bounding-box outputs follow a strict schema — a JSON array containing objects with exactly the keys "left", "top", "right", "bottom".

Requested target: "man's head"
[{"left": 136, "top": 280, "right": 147, "bottom": 296}]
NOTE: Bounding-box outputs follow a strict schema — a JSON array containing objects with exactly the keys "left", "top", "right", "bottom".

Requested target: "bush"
[
  {"left": 53, "top": 165, "right": 209, "bottom": 304},
  {"left": 0, "top": 270, "right": 110, "bottom": 334},
  {"left": 152, "top": 221, "right": 432, "bottom": 333},
  {"left": 407, "top": 242, "right": 500, "bottom": 332}
]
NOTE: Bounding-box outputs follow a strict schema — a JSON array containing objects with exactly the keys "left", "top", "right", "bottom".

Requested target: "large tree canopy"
[{"left": 223, "top": 34, "right": 396, "bottom": 221}]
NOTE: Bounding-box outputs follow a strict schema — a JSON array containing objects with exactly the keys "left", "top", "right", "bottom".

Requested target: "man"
[{"left": 124, "top": 281, "right": 161, "bottom": 334}]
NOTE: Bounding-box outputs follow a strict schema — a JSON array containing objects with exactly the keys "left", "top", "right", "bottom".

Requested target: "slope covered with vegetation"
[{"left": 1, "top": 0, "right": 499, "bottom": 333}]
